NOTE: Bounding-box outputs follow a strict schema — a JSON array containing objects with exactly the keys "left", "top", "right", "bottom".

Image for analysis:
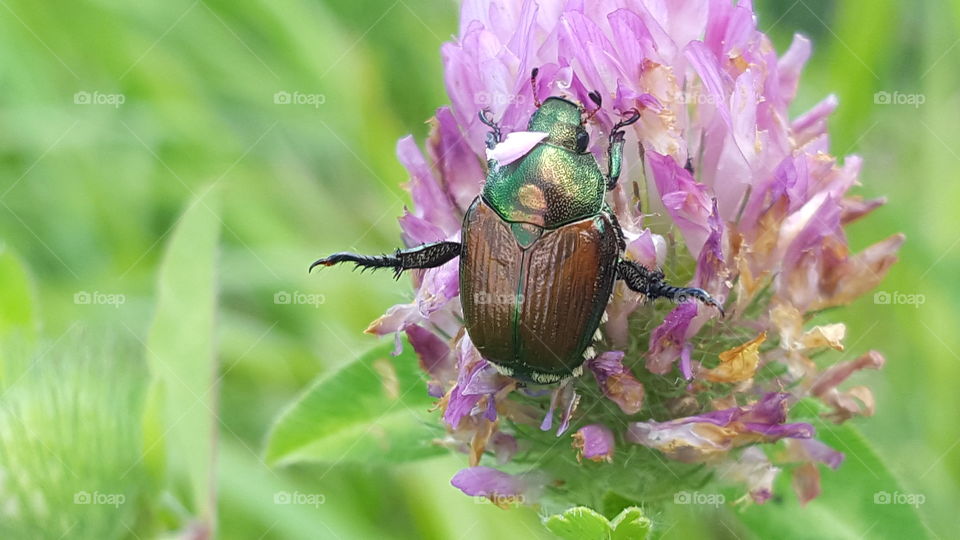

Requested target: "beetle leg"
[
  {"left": 478, "top": 109, "right": 502, "bottom": 149},
  {"left": 605, "top": 109, "right": 641, "bottom": 191},
  {"left": 617, "top": 259, "right": 725, "bottom": 316},
  {"left": 310, "top": 241, "right": 461, "bottom": 279}
]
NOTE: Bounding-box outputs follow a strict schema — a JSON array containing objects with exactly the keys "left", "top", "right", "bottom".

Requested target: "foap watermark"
[
  {"left": 673, "top": 490, "right": 725, "bottom": 507},
  {"left": 74, "top": 491, "right": 126, "bottom": 508},
  {"left": 873, "top": 91, "right": 925, "bottom": 108},
  {"left": 74, "top": 291, "right": 126, "bottom": 308},
  {"left": 274, "top": 491, "right": 325, "bottom": 508},
  {"left": 274, "top": 290, "right": 325, "bottom": 307},
  {"left": 74, "top": 90, "right": 125, "bottom": 108},
  {"left": 475, "top": 91, "right": 526, "bottom": 107},
  {"left": 874, "top": 490, "right": 925, "bottom": 508},
  {"left": 677, "top": 89, "right": 722, "bottom": 106},
  {"left": 472, "top": 292, "right": 523, "bottom": 305},
  {"left": 273, "top": 91, "right": 326, "bottom": 108},
  {"left": 474, "top": 494, "right": 526, "bottom": 507},
  {"left": 873, "top": 290, "right": 925, "bottom": 308}
]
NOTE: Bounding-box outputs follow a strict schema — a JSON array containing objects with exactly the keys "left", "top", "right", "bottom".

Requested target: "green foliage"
[
  {"left": 0, "top": 246, "right": 38, "bottom": 345},
  {"left": 142, "top": 186, "right": 221, "bottom": 527},
  {"left": 735, "top": 400, "right": 930, "bottom": 539},
  {"left": 0, "top": 334, "right": 148, "bottom": 540},
  {"left": 544, "top": 506, "right": 650, "bottom": 540},
  {"left": 0, "top": 0, "right": 957, "bottom": 538},
  {"left": 266, "top": 339, "right": 443, "bottom": 466}
]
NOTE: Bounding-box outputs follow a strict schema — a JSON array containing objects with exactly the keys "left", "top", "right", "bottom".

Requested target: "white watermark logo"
[
  {"left": 274, "top": 290, "right": 325, "bottom": 307},
  {"left": 873, "top": 290, "right": 925, "bottom": 308},
  {"left": 673, "top": 490, "right": 725, "bottom": 507},
  {"left": 74, "top": 291, "right": 126, "bottom": 307},
  {"left": 472, "top": 292, "right": 523, "bottom": 305},
  {"left": 74, "top": 91, "right": 125, "bottom": 108},
  {"left": 74, "top": 491, "right": 126, "bottom": 508},
  {"left": 873, "top": 91, "right": 925, "bottom": 108},
  {"left": 874, "top": 491, "right": 925, "bottom": 508},
  {"left": 476, "top": 92, "right": 526, "bottom": 107},
  {"left": 474, "top": 494, "right": 526, "bottom": 506},
  {"left": 273, "top": 91, "right": 326, "bottom": 108},
  {"left": 677, "top": 90, "right": 722, "bottom": 106},
  {"left": 274, "top": 491, "right": 325, "bottom": 507}
]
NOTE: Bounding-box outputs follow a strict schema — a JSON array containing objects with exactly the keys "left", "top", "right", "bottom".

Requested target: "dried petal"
[
  {"left": 572, "top": 424, "right": 616, "bottom": 463},
  {"left": 704, "top": 332, "right": 766, "bottom": 383},
  {"left": 588, "top": 351, "right": 646, "bottom": 414}
]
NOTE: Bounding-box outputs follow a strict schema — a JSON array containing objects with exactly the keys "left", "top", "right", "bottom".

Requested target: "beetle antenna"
[
  {"left": 583, "top": 90, "right": 603, "bottom": 123},
  {"left": 531, "top": 68, "right": 542, "bottom": 108}
]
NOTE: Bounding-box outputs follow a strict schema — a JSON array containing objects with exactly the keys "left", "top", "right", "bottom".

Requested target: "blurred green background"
[{"left": 0, "top": 0, "right": 957, "bottom": 538}]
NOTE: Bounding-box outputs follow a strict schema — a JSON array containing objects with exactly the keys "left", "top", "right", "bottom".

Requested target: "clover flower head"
[{"left": 369, "top": 0, "right": 902, "bottom": 512}]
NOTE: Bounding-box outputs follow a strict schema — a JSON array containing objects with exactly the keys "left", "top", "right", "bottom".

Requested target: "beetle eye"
[{"left": 575, "top": 130, "right": 589, "bottom": 153}]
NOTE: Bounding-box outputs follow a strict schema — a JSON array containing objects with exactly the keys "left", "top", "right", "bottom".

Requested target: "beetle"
[{"left": 311, "top": 69, "right": 723, "bottom": 384}]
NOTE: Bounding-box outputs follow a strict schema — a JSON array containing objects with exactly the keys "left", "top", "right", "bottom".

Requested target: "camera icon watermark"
[
  {"left": 273, "top": 90, "right": 326, "bottom": 108},
  {"left": 274, "top": 490, "right": 325, "bottom": 508},
  {"left": 74, "top": 90, "right": 125, "bottom": 108},
  {"left": 273, "top": 290, "right": 325, "bottom": 307},
  {"left": 873, "top": 91, "right": 925, "bottom": 108},
  {"left": 472, "top": 291, "right": 523, "bottom": 305},
  {"left": 673, "top": 490, "right": 725, "bottom": 507},
  {"left": 873, "top": 290, "right": 925, "bottom": 308},
  {"left": 873, "top": 490, "right": 925, "bottom": 508},
  {"left": 74, "top": 491, "right": 126, "bottom": 508},
  {"left": 74, "top": 291, "right": 126, "bottom": 308},
  {"left": 475, "top": 91, "right": 525, "bottom": 107},
  {"left": 474, "top": 494, "right": 526, "bottom": 507},
  {"left": 677, "top": 90, "right": 721, "bottom": 106}
]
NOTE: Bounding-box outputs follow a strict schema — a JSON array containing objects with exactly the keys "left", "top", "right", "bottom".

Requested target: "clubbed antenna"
[
  {"left": 531, "top": 68, "right": 542, "bottom": 108},
  {"left": 583, "top": 90, "right": 603, "bottom": 123}
]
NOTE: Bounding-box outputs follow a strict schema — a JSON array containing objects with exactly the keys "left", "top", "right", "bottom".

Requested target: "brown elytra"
[{"left": 459, "top": 197, "right": 619, "bottom": 383}]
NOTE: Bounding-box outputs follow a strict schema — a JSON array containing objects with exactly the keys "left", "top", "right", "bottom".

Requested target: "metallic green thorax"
[{"left": 482, "top": 97, "right": 609, "bottom": 229}]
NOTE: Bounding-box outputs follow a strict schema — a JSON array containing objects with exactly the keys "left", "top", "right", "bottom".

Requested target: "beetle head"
[{"left": 527, "top": 97, "right": 591, "bottom": 153}]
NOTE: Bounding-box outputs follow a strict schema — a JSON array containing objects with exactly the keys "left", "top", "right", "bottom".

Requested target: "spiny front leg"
[
  {"left": 617, "top": 259, "right": 724, "bottom": 316},
  {"left": 310, "top": 241, "right": 461, "bottom": 279}
]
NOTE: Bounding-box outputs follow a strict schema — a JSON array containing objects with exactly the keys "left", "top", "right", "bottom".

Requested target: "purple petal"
[
  {"left": 791, "top": 94, "right": 838, "bottom": 147},
  {"left": 719, "top": 447, "right": 780, "bottom": 504},
  {"left": 627, "top": 393, "right": 815, "bottom": 462},
  {"left": 428, "top": 107, "right": 485, "bottom": 212},
  {"left": 647, "top": 151, "right": 714, "bottom": 257},
  {"left": 492, "top": 432, "right": 518, "bottom": 464},
  {"left": 647, "top": 302, "right": 698, "bottom": 374},
  {"left": 796, "top": 439, "right": 845, "bottom": 470},
  {"left": 399, "top": 210, "right": 447, "bottom": 246},
  {"left": 405, "top": 325, "right": 454, "bottom": 397},
  {"left": 572, "top": 424, "right": 615, "bottom": 462},
  {"left": 588, "top": 351, "right": 646, "bottom": 414},
  {"left": 777, "top": 34, "right": 812, "bottom": 105},
  {"left": 450, "top": 466, "right": 543, "bottom": 504}
]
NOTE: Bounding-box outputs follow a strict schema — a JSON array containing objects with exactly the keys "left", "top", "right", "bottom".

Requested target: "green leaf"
[
  {"left": 734, "top": 401, "right": 930, "bottom": 539},
  {"left": 265, "top": 339, "right": 443, "bottom": 466},
  {"left": 0, "top": 245, "right": 38, "bottom": 344},
  {"left": 543, "top": 506, "right": 612, "bottom": 540},
  {"left": 610, "top": 507, "right": 651, "bottom": 540},
  {"left": 143, "top": 186, "right": 221, "bottom": 521},
  {"left": 543, "top": 506, "right": 650, "bottom": 540}
]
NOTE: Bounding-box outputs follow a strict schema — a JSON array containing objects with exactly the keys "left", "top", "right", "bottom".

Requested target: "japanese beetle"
[{"left": 312, "top": 69, "right": 723, "bottom": 384}]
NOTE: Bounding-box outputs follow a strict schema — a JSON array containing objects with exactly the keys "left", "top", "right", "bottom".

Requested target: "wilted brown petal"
[{"left": 792, "top": 462, "right": 821, "bottom": 506}]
